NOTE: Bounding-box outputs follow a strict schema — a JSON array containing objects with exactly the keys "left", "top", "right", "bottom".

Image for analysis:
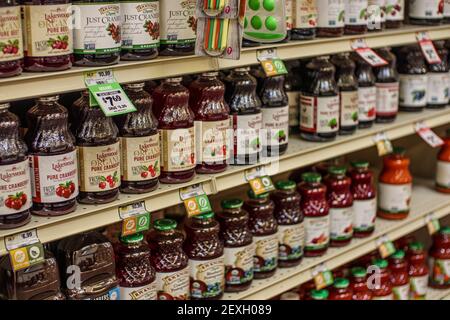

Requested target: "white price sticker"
[
  {"left": 415, "top": 122, "right": 444, "bottom": 148},
  {"left": 351, "top": 39, "right": 388, "bottom": 67},
  {"left": 5, "top": 229, "right": 40, "bottom": 251},
  {"left": 416, "top": 32, "right": 442, "bottom": 65}
]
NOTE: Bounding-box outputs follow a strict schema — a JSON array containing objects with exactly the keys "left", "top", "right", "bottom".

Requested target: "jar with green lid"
[
  {"left": 329, "top": 278, "right": 353, "bottom": 300},
  {"left": 350, "top": 267, "right": 372, "bottom": 300},
  {"left": 429, "top": 226, "right": 450, "bottom": 289},
  {"left": 371, "top": 258, "right": 394, "bottom": 300},
  {"left": 310, "top": 289, "right": 329, "bottom": 300},
  {"left": 388, "top": 250, "right": 410, "bottom": 300},
  {"left": 406, "top": 241, "right": 428, "bottom": 299}
]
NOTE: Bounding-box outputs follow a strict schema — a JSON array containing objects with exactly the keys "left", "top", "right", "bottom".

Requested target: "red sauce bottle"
[
  {"left": 329, "top": 278, "right": 353, "bottom": 300},
  {"left": 0, "top": 0, "right": 23, "bottom": 77},
  {"left": 385, "top": 0, "right": 404, "bottom": 29},
  {"left": 429, "top": 226, "right": 450, "bottom": 289},
  {"left": 316, "top": 0, "right": 345, "bottom": 37},
  {"left": 407, "top": 242, "right": 429, "bottom": 300},
  {"left": 371, "top": 258, "right": 394, "bottom": 300},
  {"left": 344, "top": 0, "right": 369, "bottom": 35},
  {"left": 436, "top": 129, "right": 450, "bottom": 193},
  {"left": 350, "top": 267, "right": 373, "bottom": 300},
  {"left": 388, "top": 250, "right": 410, "bottom": 300}
]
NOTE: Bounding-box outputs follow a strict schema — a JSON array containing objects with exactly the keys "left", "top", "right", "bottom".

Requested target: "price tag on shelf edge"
[
  {"left": 311, "top": 264, "right": 334, "bottom": 290},
  {"left": 244, "top": 167, "right": 275, "bottom": 196},
  {"left": 416, "top": 32, "right": 442, "bottom": 65},
  {"left": 351, "top": 39, "right": 388, "bottom": 67},
  {"left": 373, "top": 132, "right": 393, "bottom": 156},
  {"left": 118, "top": 201, "right": 151, "bottom": 237},
  {"left": 425, "top": 213, "right": 441, "bottom": 235},
  {"left": 179, "top": 184, "right": 212, "bottom": 217},
  {"left": 415, "top": 122, "right": 444, "bottom": 148},
  {"left": 84, "top": 69, "right": 137, "bottom": 117},
  {"left": 257, "top": 48, "right": 288, "bottom": 77},
  {"left": 376, "top": 235, "right": 396, "bottom": 259},
  {"left": 5, "top": 229, "right": 45, "bottom": 271}
]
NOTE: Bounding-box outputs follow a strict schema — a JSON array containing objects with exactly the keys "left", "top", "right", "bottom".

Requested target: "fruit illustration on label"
[
  {"left": 338, "top": 10, "right": 345, "bottom": 22},
  {"left": 412, "top": 90, "right": 426, "bottom": 102},
  {"left": 0, "top": 39, "right": 20, "bottom": 55},
  {"left": 98, "top": 171, "right": 119, "bottom": 189},
  {"left": 276, "top": 130, "right": 287, "bottom": 143},
  {"left": 56, "top": 181, "right": 76, "bottom": 199},
  {"left": 439, "top": 0, "right": 444, "bottom": 14},
  {"left": 328, "top": 118, "right": 338, "bottom": 129},
  {"left": 367, "top": 107, "right": 376, "bottom": 118},
  {"left": 107, "top": 23, "right": 121, "bottom": 43},
  {"left": 311, "top": 233, "right": 328, "bottom": 244},
  {"left": 5, "top": 192, "right": 27, "bottom": 210},
  {"left": 48, "top": 35, "right": 69, "bottom": 50},
  {"left": 187, "top": 16, "right": 197, "bottom": 33},
  {"left": 344, "top": 224, "right": 353, "bottom": 234},
  {"left": 250, "top": 138, "right": 260, "bottom": 150},
  {"left": 352, "top": 112, "right": 358, "bottom": 122},
  {"left": 144, "top": 20, "right": 160, "bottom": 40}
]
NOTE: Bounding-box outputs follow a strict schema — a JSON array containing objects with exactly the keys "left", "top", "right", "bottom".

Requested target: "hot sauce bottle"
[
  {"left": 429, "top": 226, "right": 450, "bottom": 289},
  {"left": 385, "top": 0, "right": 404, "bottom": 28},
  {"left": 316, "top": 0, "right": 345, "bottom": 37},
  {"left": 371, "top": 258, "right": 394, "bottom": 300},
  {"left": 344, "top": 0, "right": 369, "bottom": 35},
  {"left": 409, "top": 0, "right": 443, "bottom": 25},
  {"left": 350, "top": 267, "right": 372, "bottom": 300},
  {"left": 285, "top": 61, "right": 302, "bottom": 133},
  {"left": 388, "top": 250, "right": 410, "bottom": 300},
  {"left": 0, "top": 0, "right": 23, "bottom": 77},
  {"left": 427, "top": 41, "right": 450, "bottom": 109},
  {"left": 353, "top": 55, "right": 377, "bottom": 128},
  {"left": 329, "top": 278, "right": 353, "bottom": 300},
  {"left": 291, "top": 0, "right": 317, "bottom": 40},
  {"left": 407, "top": 242, "right": 429, "bottom": 300},
  {"left": 436, "top": 129, "right": 450, "bottom": 193}
]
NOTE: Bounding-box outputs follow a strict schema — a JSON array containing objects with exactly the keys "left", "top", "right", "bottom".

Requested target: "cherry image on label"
[{"left": 0, "top": 0, "right": 23, "bottom": 77}]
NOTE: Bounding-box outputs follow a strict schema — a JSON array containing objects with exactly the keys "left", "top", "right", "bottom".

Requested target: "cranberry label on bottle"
[
  {"left": 232, "top": 113, "right": 262, "bottom": 158},
  {"left": 253, "top": 234, "right": 278, "bottom": 273},
  {"left": 386, "top": 0, "right": 404, "bottom": 21},
  {"left": 340, "top": 91, "right": 359, "bottom": 127},
  {"left": 300, "top": 95, "right": 340, "bottom": 134},
  {"left": 278, "top": 223, "right": 304, "bottom": 261},
  {"left": 304, "top": 216, "right": 330, "bottom": 251},
  {"left": 0, "top": 159, "right": 32, "bottom": 215},
  {"left": 160, "top": 0, "right": 196, "bottom": 45},
  {"left": 316, "top": 0, "right": 345, "bottom": 28},
  {"left": 330, "top": 207, "right": 354, "bottom": 241},
  {"left": 378, "top": 183, "right": 412, "bottom": 214},
  {"left": 428, "top": 73, "right": 450, "bottom": 106},
  {"left": 155, "top": 267, "right": 190, "bottom": 300},
  {"left": 120, "top": 282, "right": 157, "bottom": 300},
  {"left": 436, "top": 161, "right": 450, "bottom": 190},
  {"left": 261, "top": 106, "right": 289, "bottom": 148},
  {"left": 345, "top": 0, "right": 369, "bottom": 26},
  {"left": 358, "top": 86, "right": 377, "bottom": 121},
  {"left": 409, "top": 0, "right": 443, "bottom": 19},
  {"left": 409, "top": 275, "right": 428, "bottom": 299},
  {"left": 160, "top": 128, "right": 195, "bottom": 172},
  {"left": 194, "top": 119, "right": 230, "bottom": 163},
  {"left": 224, "top": 243, "right": 255, "bottom": 286},
  {"left": 353, "top": 198, "right": 377, "bottom": 232},
  {"left": 399, "top": 74, "right": 428, "bottom": 108},
  {"left": 0, "top": 6, "right": 23, "bottom": 62},
  {"left": 189, "top": 256, "right": 225, "bottom": 299},
  {"left": 294, "top": 0, "right": 317, "bottom": 29},
  {"left": 376, "top": 82, "right": 399, "bottom": 116}
]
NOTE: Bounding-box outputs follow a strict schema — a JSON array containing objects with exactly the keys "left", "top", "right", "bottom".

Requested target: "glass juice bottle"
[
  {"left": 445, "top": 0, "right": 450, "bottom": 23},
  {"left": 21, "top": 0, "right": 72, "bottom": 71},
  {"left": 427, "top": 41, "right": 450, "bottom": 109},
  {"left": 409, "top": 0, "right": 443, "bottom": 25},
  {"left": 115, "top": 82, "right": 160, "bottom": 194},
  {"left": 344, "top": 0, "right": 368, "bottom": 35},
  {"left": 367, "top": 0, "right": 385, "bottom": 31},
  {"left": 407, "top": 242, "right": 429, "bottom": 300},
  {"left": 388, "top": 250, "right": 410, "bottom": 300},
  {"left": 216, "top": 199, "right": 254, "bottom": 292},
  {"left": 436, "top": 129, "right": 450, "bottom": 193},
  {"left": 353, "top": 54, "right": 377, "bottom": 128},
  {"left": 0, "top": 102, "right": 31, "bottom": 229},
  {"left": 285, "top": 61, "right": 302, "bottom": 133},
  {"left": 350, "top": 267, "right": 372, "bottom": 300},
  {"left": 371, "top": 258, "right": 394, "bottom": 300},
  {"left": 26, "top": 95, "right": 78, "bottom": 216},
  {"left": 385, "top": 0, "right": 404, "bottom": 28},
  {"left": 429, "top": 226, "right": 450, "bottom": 289},
  {"left": 244, "top": 191, "right": 278, "bottom": 279},
  {"left": 291, "top": 0, "right": 317, "bottom": 40},
  {"left": 0, "top": 0, "right": 23, "bottom": 77},
  {"left": 147, "top": 219, "right": 190, "bottom": 300},
  {"left": 285, "top": 0, "right": 293, "bottom": 41},
  {"left": 316, "top": 0, "right": 345, "bottom": 37},
  {"left": 152, "top": 77, "right": 195, "bottom": 183},
  {"left": 328, "top": 278, "right": 353, "bottom": 300},
  {"left": 189, "top": 72, "right": 230, "bottom": 174}
]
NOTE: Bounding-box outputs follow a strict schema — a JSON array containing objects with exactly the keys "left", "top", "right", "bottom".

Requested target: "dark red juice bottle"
[
  {"left": 0, "top": 0, "right": 23, "bottom": 77},
  {"left": 353, "top": 54, "right": 377, "bottom": 128},
  {"left": 285, "top": 61, "right": 302, "bottom": 134},
  {"left": 291, "top": 0, "right": 317, "bottom": 40}
]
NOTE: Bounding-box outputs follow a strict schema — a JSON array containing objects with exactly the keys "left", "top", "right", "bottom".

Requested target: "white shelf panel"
[{"left": 428, "top": 287, "right": 450, "bottom": 300}]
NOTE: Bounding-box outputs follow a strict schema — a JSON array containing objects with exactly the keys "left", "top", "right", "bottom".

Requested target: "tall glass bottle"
[
  {"left": 0, "top": 0, "right": 23, "bottom": 77},
  {"left": 344, "top": 0, "right": 369, "bottom": 35},
  {"left": 427, "top": 41, "right": 450, "bottom": 109},
  {"left": 385, "top": 0, "right": 404, "bottom": 28},
  {"left": 353, "top": 54, "right": 377, "bottom": 128},
  {"left": 285, "top": 61, "right": 302, "bottom": 133}
]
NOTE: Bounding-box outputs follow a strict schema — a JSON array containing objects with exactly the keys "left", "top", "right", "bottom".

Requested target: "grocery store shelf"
[
  {"left": 427, "top": 287, "right": 450, "bottom": 300},
  {"left": 439, "top": 290, "right": 450, "bottom": 300},
  {"left": 1, "top": 24, "right": 450, "bottom": 102}
]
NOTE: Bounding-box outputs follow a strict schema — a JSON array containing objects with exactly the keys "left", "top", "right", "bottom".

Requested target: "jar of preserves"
[
  {"left": 367, "top": 0, "right": 385, "bottom": 31},
  {"left": 407, "top": 242, "right": 429, "bottom": 300},
  {"left": 316, "top": 0, "right": 345, "bottom": 37},
  {"left": 388, "top": 250, "right": 410, "bottom": 300},
  {"left": 292, "top": 0, "right": 317, "bottom": 40},
  {"left": 328, "top": 278, "right": 353, "bottom": 300},
  {"left": 350, "top": 267, "right": 372, "bottom": 300}
]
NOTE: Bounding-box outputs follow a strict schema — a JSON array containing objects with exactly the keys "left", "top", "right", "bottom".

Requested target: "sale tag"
[
  {"left": 376, "top": 235, "right": 396, "bottom": 258},
  {"left": 373, "top": 132, "right": 393, "bottom": 156},
  {"left": 351, "top": 39, "right": 388, "bottom": 67},
  {"left": 179, "top": 184, "right": 212, "bottom": 217},
  {"left": 257, "top": 48, "right": 288, "bottom": 77},
  {"left": 311, "top": 264, "right": 334, "bottom": 290},
  {"left": 244, "top": 167, "right": 275, "bottom": 195},
  {"left": 415, "top": 122, "right": 444, "bottom": 148},
  {"left": 425, "top": 213, "right": 440, "bottom": 235},
  {"left": 119, "top": 201, "right": 151, "bottom": 236},
  {"left": 416, "top": 32, "right": 441, "bottom": 65},
  {"left": 5, "top": 229, "right": 45, "bottom": 271}
]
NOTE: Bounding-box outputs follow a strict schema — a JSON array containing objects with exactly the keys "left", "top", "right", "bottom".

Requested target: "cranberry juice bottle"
[
  {"left": 316, "top": 0, "right": 345, "bottom": 37},
  {"left": 26, "top": 95, "right": 78, "bottom": 216},
  {"left": 189, "top": 72, "right": 230, "bottom": 174},
  {"left": 0, "top": 0, "right": 23, "bottom": 77},
  {"left": 385, "top": 0, "right": 404, "bottom": 28},
  {"left": 115, "top": 82, "right": 160, "bottom": 193},
  {"left": 344, "top": 0, "right": 369, "bottom": 35},
  {"left": 291, "top": 0, "right": 317, "bottom": 40},
  {"left": 407, "top": 242, "right": 429, "bottom": 299},
  {"left": 353, "top": 54, "right": 377, "bottom": 128},
  {"left": 152, "top": 78, "right": 195, "bottom": 183},
  {"left": 409, "top": 0, "right": 443, "bottom": 25},
  {"left": 427, "top": 41, "right": 450, "bottom": 109},
  {"left": 0, "top": 102, "right": 31, "bottom": 229}
]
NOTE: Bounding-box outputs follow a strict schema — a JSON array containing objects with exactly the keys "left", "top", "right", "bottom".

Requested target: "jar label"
[
  {"left": 427, "top": 72, "right": 450, "bottom": 105},
  {"left": 345, "top": 0, "right": 369, "bottom": 26},
  {"left": 160, "top": 0, "right": 196, "bottom": 44},
  {"left": 409, "top": 0, "right": 443, "bottom": 19},
  {"left": 330, "top": 207, "right": 354, "bottom": 241},
  {"left": 73, "top": 3, "right": 121, "bottom": 54},
  {"left": 409, "top": 275, "right": 428, "bottom": 299},
  {"left": 375, "top": 82, "right": 399, "bottom": 116},
  {"left": 23, "top": 4, "right": 72, "bottom": 57},
  {"left": 436, "top": 161, "right": 450, "bottom": 189},
  {"left": 372, "top": 293, "right": 394, "bottom": 300},
  {"left": 386, "top": 0, "right": 405, "bottom": 21},
  {"left": 316, "top": 0, "right": 345, "bottom": 28},
  {"left": 85, "top": 287, "right": 120, "bottom": 300},
  {"left": 120, "top": 0, "right": 160, "bottom": 50},
  {"left": 300, "top": 95, "right": 340, "bottom": 134},
  {"left": 368, "top": 0, "right": 386, "bottom": 26},
  {"left": 0, "top": 159, "right": 32, "bottom": 215},
  {"left": 285, "top": 0, "right": 294, "bottom": 30},
  {"left": 261, "top": 105, "right": 289, "bottom": 148},
  {"left": 278, "top": 223, "right": 304, "bottom": 261},
  {"left": 194, "top": 119, "right": 230, "bottom": 163},
  {"left": 120, "top": 134, "right": 160, "bottom": 182},
  {"left": 378, "top": 183, "right": 412, "bottom": 214},
  {"left": 340, "top": 91, "right": 359, "bottom": 127},
  {"left": 0, "top": 6, "right": 23, "bottom": 62},
  {"left": 155, "top": 267, "right": 190, "bottom": 300},
  {"left": 358, "top": 86, "right": 377, "bottom": 121},
  {"left": 232, "top": 113, "right": 262, "bottom": 158},
  {"left": 430, "top": 258, "right": 450, "bottom": 285},
  {"left": 253, "top": 234, "right": 278, "bottom": 273},
  {"left": 399, "top": 74, "right": 428, "bottom": 107},
  {"left": 294, "top": 0, "right": 317, "bottom": 29},
  {"left": 120, "top": 283, "right": 157, "bottom": 300},
  {"left": 392, "top": 283, "right": 410, "bottom": 300},
  {"left": 78, "top": 142, "right": 121, "bottom": 192},
  {"left": 189, "top": 256, "right": 225, "bottom": 299},
  {"left": 159, "top": 127, "right": 195, "bottom": 172},
  {"left": 445, "top": 0, "right": 450, "bottom": 17},
  {"left": 224, "top": 243, "right": 255, "bottom": 286},
  {"left": 29, "top": 151, "right": 79, "bottom": 204},
  {"left": 304, "top": 216, "right": 330, "bottom": 251},
  {"left": 353, "top": 198, "right": 376, "bottom": 232},
  {"left": 287, "top": 91, "right": 300, "bottom": 127}
]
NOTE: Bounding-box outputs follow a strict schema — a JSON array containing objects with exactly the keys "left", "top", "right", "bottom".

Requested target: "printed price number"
[
  {"left": 5, "top": 229, "right": 45, "bottom": 271},
  {"left": 416, "top": 32, "right": 442, "bottom": 65}
]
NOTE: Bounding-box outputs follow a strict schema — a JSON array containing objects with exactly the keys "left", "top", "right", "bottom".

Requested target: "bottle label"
[
  {"left": 445, "top": 0, "right": 450, "bottom": 17},
  {"left": 353, "top": 198, "right": 377, "bottom": 232},
  {"left": 376, "top": 82, "right": 399, "bottom": 116},
  {"left": 340, "top": 91, "right": 359, "bottom": 127},
  {"left": 73, "top": 3, "right": 121, "bottom": 54},
  {"left": 85, "top": 287, "right": 120, "bottom": 300},
  {"left": 285, "top": 0, "right": 294, "bottom": 30},
  {"left": 330, "top": 207, "right": 354, "bottom": 241},
  {"left": 160, "top": 0, "right": 196, "bottom": 44},
  {"left": 316, "top": 0, "right": 345, "bottom": 28},
  {"left": 392, "top": 283, "right": 410, "bottom": 300},
  {"left": 436, "top": 161, "right": 450, "bottom": 189},
  {"left": 409, "top": 0, "right": 443, "bottom": 19},
  {"left": 159, "top": 127, "right": 195, "bottom": 172},
  {"left": 23, "top": 4, "right": 72, "bottom": 57},
  {"left": 120, "top": 0, "right": 160, "bottom": 50},
  {"left": 399, "top": 74, "right": 428, "bottom": 107},
  {"left": 358, "top": 86, "right": 377, "bottom": 121},
  {"left": 304, "top": 216, "right": 330, "bottom": 251},
  {"left": 224, "top": 243, "right": 255, "bottom": 285},
  {"left": 368, "top": 0, "right": 386, "bottom": 26},
  {"left": 0, "top": 159, "right": 32, "bottom": 215},
  {"left": 253, "top": 234, "right": 278, "bottom": 273},
  {"left": 345, "top": 0, "right": 369, "bottom": 26},
  {"left": 427, "top": 72, "right": 450, "bottom": 105},
  {"left": 155, "top": 267, "right": 190, "bottom": 300},
  {"left": 386, "top": 0, "right": 405, "bottom": 21},
  {"left": 78, "top": 142, "right": 121, "bottom": 192},
  {"left": 0, "top": 6, "right": 23, "bottom": 62},
  {"left": 194, "top": 119, "right": 230, "bottom": 163},
  {"left": 430, "top": 258, "right": 450, "bottom": 285},
  {"left": 120, "top": 283, "right": 157, "bottom": 300},
  {"left": 278, "top": 223, "right": 304, "bottom": 261},
  {"left": 294, "top": 0, "right": 317, "bottom": 29},
  {"left": 261, "top": 106, "right": 289, "bottom": 148},
  {"left": 120, "top": 134, "right": 160, "bottom": 182},
  {"left": 378, "top": 183, "right": 412, "bottom": 214},
  {"left": 189, "top": 256, "right": 225, "bottom": 299},
  {"left": 409, "top": 275, "right": 428, "bottom": 299},
  {"left": 287, "top": 91, "right": 300, "bottom": 127},
  {"left": 300, "top": 95, "right": 340, "bottom": 134},
  {"left": 232, "top": 113, "right": 262, "bottom": 158}
]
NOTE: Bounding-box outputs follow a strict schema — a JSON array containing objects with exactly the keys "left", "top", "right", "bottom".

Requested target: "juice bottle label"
[
  {"left": 194, "top": 119, "right": 230, "bottom": 163},
  {"left": 392, "top": 283, "right": 410, "bottom": 300},
  {"left": 0, "top": 6, "right": 23, "bottom": 62},
  {"left": 372, "top": 293, "right": 394, "bottom": 300},
  {"left": 278, "top": 223, "right": 304, "bottom": 261},
  {"left": 353, "top": 198, "right": 376, "bottom": 232},
  {"left": 427, "top": 73, "right": 450, "bottom": 105},
  {"left": 22, "top": 4, "right": 72, "bottom": 57},
  {"left": 160, "top": 0, "right": 196, "bottom": 45},
  {"left": 368, "top": 0, "right": 386, "bottom": 24},
  {"left": 358, "top": 86, "right": 377, "bottom": 122},
  {"left": 436, "top": 161, "right": 450, "bottom": 189},
  {"left": 155, "top": 267, "right": 190, "bottom": 300},
  {"left": 375, "top": 82, "right": 399, "bottom": 116},
  {"left": 73, "top": 4, "right": 121, "bottom": 54},
  {"left": 287, "top": 91, "right": 300, "bottom": 127},
  {"left": 78, "top": 142, "right": 121, "bottom": 192},
  {"left": 430, "top": 258, "right": 450, "bottom": 285},
  {"left": 340, "top": 91, "right": 359, "bottom": 127},
  {"left": 445, "top": 0, "right": 450, "bottom": 17},
  {"left": 285, "top": 0, "right": 294, "bottom": 30},
  {"left": 189, "top": 256, "right": 225, "bottom": 299},
  {"left": 0, "top": 159, "right": 32, "bottom": 215},
  {"left": 386, "top": 0, "right": 404, "bottom": 21},
  {"left": 304, "top": 216, "right": 330, "bottom": 251},
  {"left": 399, "top": 74, "right": 428, "bottom": 107},
  {"left": 378, "top": 183, "right": 412, "bottom": 214},
  {"left": 316, "top": 0, "right": 345, "bottom": 28},
  {"left": 232, "top": 113, "right": 262, "bottom": 158},
  {"left": 329, "top": 207, "right": 354, "bottom": 241},
  {"left": 409, "top": 0, "right": 443, "bottom": 19},
  {"left": 160, "top": 127, "right": 195, "bottom": 172},
  {"left": 120, "top": 0, "right": 160, "bottom": 50},
  {"left": 345, "top": 0, "right": 369, "bottom": 26},
  {"left": 294, "top": 0, "right": 317, "bottom": 29},
  {"left": 85, "top": 287, "right": 120, "bottom": 300},
  {"left": 224, "top": 243, "right": 255, "bottom": 285},
  {"left": 253, "top": 234, "right": 278, "bottom": 273},
  {"left": 300, "top": 95, "right": 340, "bottom": 134},
  {"left": 261, "top": 106, "right": 289, "bottom": 147},
  {"left": 409, "top": 275, "right": 428, "bottom": 299},
  {"left": 120, "top": 282, "right": 157, "bottom": 300},
  {"left": 120, "top": 134, "right": 160, "bottom": 182},
  {"left": 29, "top": 151, "right": 79, "bottom": 203}
]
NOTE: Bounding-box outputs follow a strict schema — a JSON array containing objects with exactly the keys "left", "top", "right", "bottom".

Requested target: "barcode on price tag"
[
  {"left": 118, "top": 201, "right": 151, "bottom": 236},
  {"left": 415, "top": 122, "right": 444, "bottom": 148},
  {"left": 416, "top": 32, "right": 441, "bottom": 65},
  {"left": 351, "top": 39, "right": 388, "bottom": 67},
  {"left": 179, "top": 184, "right": 212, "bottom": 217},
  {"left": 5, "top": 229, "right": 45, "bottom": 271}
]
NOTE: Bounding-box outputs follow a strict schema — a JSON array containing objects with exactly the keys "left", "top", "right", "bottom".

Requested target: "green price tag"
[
  {"left": 312, "top": 264, "right": 334, "bottom": 290},
  {"left": 119, "top": 202, "right": 151, "bottom": 236},
  {"left": 184, "top": 194, "right": 212, "bottom": 217}
]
